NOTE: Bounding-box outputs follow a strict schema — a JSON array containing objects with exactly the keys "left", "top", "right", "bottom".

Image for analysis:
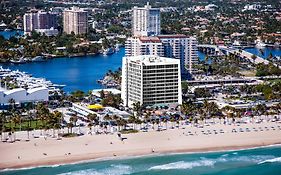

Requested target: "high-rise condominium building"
[
  {"left": 132, "top": 2, "right": 161, "bottom": 37},
  {"left": 125, "top": 35, "right": 198, "bottom": 76},
  {"left": 63, "top": 7, "right": 88, "bottom": 35},
  {"left": 23, "top": 11, "right": 58, "bottom": 36},
  {"left": 121, "top": 55, "right": 182, "bottom": 107}
]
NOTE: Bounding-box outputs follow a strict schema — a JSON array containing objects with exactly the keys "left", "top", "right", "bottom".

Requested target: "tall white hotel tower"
[
  {"left": 127, "top": 3, "right": 198, "bottom": 77},
  {"left": 132, "top": 2, "right": 161, "bottom": 37},
  {"left": 121, "top": 55, "right": 182, "bottom": 107}
]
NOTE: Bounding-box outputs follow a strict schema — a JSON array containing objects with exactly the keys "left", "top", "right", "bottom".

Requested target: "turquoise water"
[{"left": 1, "top": 146, "right": 281, "bottom": 175}]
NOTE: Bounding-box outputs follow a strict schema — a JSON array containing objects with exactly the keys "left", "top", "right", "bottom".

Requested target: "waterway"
[
  {"left": 1, "top": 50, "right": 124, "bottom": 93},
  {"left": 244, "top": 47, "right": 281, "bottom": 59},
  {"left": 1, "top": 47, "right": 281, "bottom": 93},
  {"left": 0, "top": 30, "right": 24, "bottom": 39},
  {"left": 1, "top": 31, "right": 281, "bottom": 93}
]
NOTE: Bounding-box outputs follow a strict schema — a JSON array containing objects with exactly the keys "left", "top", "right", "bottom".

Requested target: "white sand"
[{"left": 1, "top": 121, "right": 281, "bottom": 169}]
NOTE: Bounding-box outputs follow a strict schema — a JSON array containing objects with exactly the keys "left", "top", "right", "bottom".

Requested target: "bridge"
[
  {"left": 218, "top": 46, "right": 269, "bottom": 65},
  {"left": 197, "top": 44, "right": 270, "bottom": 65}
]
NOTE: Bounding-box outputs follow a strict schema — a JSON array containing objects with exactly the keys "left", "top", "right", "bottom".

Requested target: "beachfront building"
[
  {"left": 63, "top": 7, "right": 88, "bottom": 35},
  {"left": 132, "top": 2, "right": 161, "bottom": 37},
  {"left": 125, "top": 35, "right": 198, "bottom": 77},
  {"left": 121, "top": 55, "right": 182, "bottom": 107},
  {"left": 0, "top": 87, "right": 48, "bottom": 107},
  {"left": 23, "top": 10, "right": 58, "bottom": 36},
  {"left": 125, "top": 36, "right": 165, "bottom": 57}
]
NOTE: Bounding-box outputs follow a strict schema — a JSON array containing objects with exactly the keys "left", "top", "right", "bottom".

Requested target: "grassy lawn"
[
  {"left": 269, "top": 79, "right": 281, "bottom": 84},
  {"left": 4, "top": 120, "right": 44, "bottom": 131}
]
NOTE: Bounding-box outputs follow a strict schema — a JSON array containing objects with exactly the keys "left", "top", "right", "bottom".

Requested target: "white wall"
[{"left": 0, "top": 87, "right": 48, "bottom": 104}]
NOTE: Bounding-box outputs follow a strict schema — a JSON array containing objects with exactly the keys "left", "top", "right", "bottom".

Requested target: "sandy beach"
[{"left": 1, "top": 120, "right": 281, "bottom": 170}]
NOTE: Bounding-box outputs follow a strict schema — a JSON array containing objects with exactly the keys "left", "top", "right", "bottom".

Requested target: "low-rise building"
[{"left": 0, "top": 87, "right": 48, "bottom": 106}]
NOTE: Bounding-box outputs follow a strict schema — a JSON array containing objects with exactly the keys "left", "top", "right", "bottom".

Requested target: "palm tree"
[
  {"left": 103, "top": 114, "right": 112, "bottom": 132},
  {"left": 8, "top": 98, "right": 16, "bottom": 110},
  {"left": 36, "top": 103, "right": 50, "bottom": 136},
  {"left": 87, "top": 113, "right": 97, "bottom": 135},
  {"left": 143, "top": 111, "right": 151, "bottom": 128},
  {"left": 52, "top": 111, "right": 63, "bottom": 138},
  {"left": 115, "top": 117, "right": 122, "bottom": 131},
  {"left": 132, "top": 101, "right": 142, "bottom": 118},
  {"left": 221, "top": 106, "right": 235, "bottom": 124},
  {"left": 13, "top": 113, "right": 21, "bottom": 131},
  {"left": 69, "top": 116, "right": 77, "bottom": 134},
  {"left": 67, "top": 122, "right": 74, "bottom": 134},
  {"left": 163, "top": 118, "right": 168, "bottom": 130},
  {"left": 135, "top": 118, "right": 142, "bottom": 130},
  {"left": 170, "top": 117, "right": 175, "bottom": 129},
  {"left": 0, "top": 111, "right": 6, "bottom": 141},
  {"left": 128, "top": 115, "right": 136, "bottom": 130},
  {"left": 255, "top": 104, "right": 267, "bottom": 120}
]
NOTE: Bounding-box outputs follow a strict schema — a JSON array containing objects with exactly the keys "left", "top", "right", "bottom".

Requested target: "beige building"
[{"left": 63, "top": 7, "right": 88, "bottom": 35}]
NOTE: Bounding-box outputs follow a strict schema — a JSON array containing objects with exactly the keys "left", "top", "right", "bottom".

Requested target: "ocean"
[{"left": 1, "top": 146, "right": 281, "bottom": 175}]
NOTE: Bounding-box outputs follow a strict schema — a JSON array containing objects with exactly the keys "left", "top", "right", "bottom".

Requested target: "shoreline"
[
  {"left": 1, "top": 142, "right": 281, "bottom": 171},
  {"left": 1, "top": 121, "right": 281, "bottom": 170}
]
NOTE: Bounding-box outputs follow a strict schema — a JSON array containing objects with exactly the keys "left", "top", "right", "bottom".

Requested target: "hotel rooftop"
[{"left": 126, "top": 55, "right": 180, "bottom": 65}]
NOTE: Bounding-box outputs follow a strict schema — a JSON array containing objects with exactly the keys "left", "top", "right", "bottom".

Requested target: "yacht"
[
  {"left": 233, "top": 40, "right": 241, "bottom": 47},
  {"left": 115, "top": 44, "right": 122, "bottom": 52},
  {"left": 10, "top": 57, "right": 26, "bottom": 64},
  {"left": 103, "top": 48, "right": 115, "bottom": 55},
  {"left": 274, "top": 42, "right": 280, "bottom": 48},
  {"left": 32, "top": 56, "right": 45, "bottom": 62},
  {"left": 255, "top": 40, "right": 266, "bottom": 48}
]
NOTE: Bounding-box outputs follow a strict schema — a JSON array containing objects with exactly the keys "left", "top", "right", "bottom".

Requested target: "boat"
[
  {"left": 10, "top": 57, "right": 26, "bottom": 64},
  {"left": 115, "top": 44, "right": 122, "bottom": 52},
  {"left": 274, "top": 42, "right": 280, "bottom": 48},
  {"left": 32, "top": 56, "right": 45, "bottom": 62},
  {"left": 103, "top": 48, "right": 115, "bottom": 55},
  {"left": 233, "top": 40, "right": 241, "bottom": 47},
  {"left": 255, "top": 40, "right": 266, "bottom": 48}
]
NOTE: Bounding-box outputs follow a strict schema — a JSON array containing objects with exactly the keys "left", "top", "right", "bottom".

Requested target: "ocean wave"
[
  {"left": 149, "top": 154, "right": 275, "bottom": 171},
  {"left": 217, "top": 155, "right": 274, "bottom": 163},
  {"left": 58, "top": 164, "right": 132, "bottom": 175},
  {"left": 0, "top": 164, "right": 62, "bottom": 172},
  {"left": 149, "top": 160, "right": 215, "bottom": 170},
  {"left": 258, "top": 157, "right": 281, "bottom": 164}
]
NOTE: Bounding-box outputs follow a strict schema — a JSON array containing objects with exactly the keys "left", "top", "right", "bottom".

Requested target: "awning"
[{"left": 88, "top": 104, "right": 103, "bottom": 110}]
